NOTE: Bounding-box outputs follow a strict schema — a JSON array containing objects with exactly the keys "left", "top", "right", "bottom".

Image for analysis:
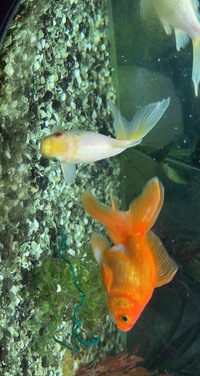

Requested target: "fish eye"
[
  {"left": 52, "top": 157, "right": 59, "bottom": 162},
  {"left": 120, "top": 315, "right": 129, "bottom": 323},
  {"left": 55, "top": 132, "right": 62, "bottom": 138}
]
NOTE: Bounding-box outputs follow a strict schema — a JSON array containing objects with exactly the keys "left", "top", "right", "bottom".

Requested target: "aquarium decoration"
[
  {"left": 75, "top": 346, "right": 144, "bottom": 376},
  {"left": 53, "top": 234, "right": 100, "bottom": 353}
]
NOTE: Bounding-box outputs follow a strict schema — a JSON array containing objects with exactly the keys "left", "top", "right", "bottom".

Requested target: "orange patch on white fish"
[
  {"left": 140, "top": 0, "right": 200, "bottom": 95},
  {"left": 40, "top": 99, "right": 170, "bottom": 184},
  {"left": 82, "top": 177, "right": 178, "bottom": 331}
]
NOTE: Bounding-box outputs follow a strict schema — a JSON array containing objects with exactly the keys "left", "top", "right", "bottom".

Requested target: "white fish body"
[
  {"left": 141, "top": 0, "right": 200, "bottom": 95},
  {"left": 41, "top": 98, "right": 170, "bottom": 184},
  {"left": 69, "top": 131, "right": 137, "bottom": 163}
]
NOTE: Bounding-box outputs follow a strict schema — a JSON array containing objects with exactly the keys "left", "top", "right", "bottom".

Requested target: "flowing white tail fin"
[{"left": 109, "top": 98, "right": 170, "bottom": 142}]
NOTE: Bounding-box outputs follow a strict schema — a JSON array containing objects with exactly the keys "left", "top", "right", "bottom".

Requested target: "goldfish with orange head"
[{"left": 82, "top": 177, "right": 178, "bottom": 331}]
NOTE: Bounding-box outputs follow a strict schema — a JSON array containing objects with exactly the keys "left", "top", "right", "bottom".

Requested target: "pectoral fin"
[
  {"left": 147, "top": 231, "right": 178, "bottom": 287},
  {"left": 91, "top": 233, "right": 110, "bottom": 266},
  {"left": 101, "top": 262, "right": 113, "bottom": 292},
  {"left": 160, "top": 17, "right": 172, "bottom": 35},
  {"left": 175, "top": 29, "right": 190, "bottom": 51},
  {"left": 61, "top": 163, "right": 76, "bottom": 184}
]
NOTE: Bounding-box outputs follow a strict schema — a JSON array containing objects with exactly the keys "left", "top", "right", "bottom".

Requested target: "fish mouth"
[{"left": 40, "top": 138, "right": 50, "bottom": 157}]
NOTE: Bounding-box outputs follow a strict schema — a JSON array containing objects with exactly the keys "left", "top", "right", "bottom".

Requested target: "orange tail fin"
[
  {"left": 82, "top": 177, "right": 164, "bottom": 244},
  {"left": 129, "top": 177, "right": 164, "bottom": 234},
  {"left": 82, "top": 190, "right": 128, "bottom": 244}
]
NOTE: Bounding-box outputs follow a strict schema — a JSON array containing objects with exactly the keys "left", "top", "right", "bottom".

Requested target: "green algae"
[{"left": 27, "top": 241, "right": 106, "bottom": 356}]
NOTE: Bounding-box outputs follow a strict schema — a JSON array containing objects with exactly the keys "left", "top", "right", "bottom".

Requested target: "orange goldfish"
[
  {"left": 140, "top": 0, "right": 200, "bottom": 96},
  {"left": 82, "top": 177, "right": 178, "bottom": 331},
  {"left": 40, "top": 99, "right": 170, "bottom": 184}
]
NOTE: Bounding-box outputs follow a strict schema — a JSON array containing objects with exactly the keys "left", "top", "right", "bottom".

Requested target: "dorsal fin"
[{"left": 147, "top": 231, "right": 178, "bottom": 287}]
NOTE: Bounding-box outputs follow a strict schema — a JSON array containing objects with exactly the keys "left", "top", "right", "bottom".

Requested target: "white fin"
[
  {"left": 147, "top": 231, "right": 178, "bottom": 287},
  {"left": 110, "top": 98, "right": 170, "bottom": 142},
  {"left": 175, "top": 29, "right": 190, "bottom": 51},
  {"left": 129, "top": 98, "right": 170, "bottom": 141},
  {"left": 192, "top": 0, "right": 200, "bottom": 20},
  {"left": 109, "top": 101, "right": 130, "bottom": 140},
  {"left": 192, "top": 35, "right": 200, "bottom": 96},
  {"left": 61, "top": 163, "right": 76, "bottom": 184},
  {"left": 160, "top": 17, "right": 172, "bottom": 35},
  {"left": 91, "top": 233, "right": 110, "bottom": 266},
  {"left": 110, "top": 244, "right": 127, "bottom": 254}
]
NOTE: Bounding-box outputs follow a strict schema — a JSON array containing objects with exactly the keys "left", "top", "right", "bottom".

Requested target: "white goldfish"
[
  {"left": 140, "top": 0, "right": 200, "bottom": 96},
  {"left": 40, "top": 98, "right": 170, "bottom": 184}
]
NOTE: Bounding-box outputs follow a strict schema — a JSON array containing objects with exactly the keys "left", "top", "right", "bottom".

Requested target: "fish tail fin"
[
  {"left": 109, "top": 98, "right": 170, "bottom": 143},
  {"left": 129, "top": 177, "right": 164, "bottom": 234},
  {"left": 192, "top": 35, "right": 200, "bottom": 96},
  {"left": 82, "top": 190, "right": 130, "bottom": 244}
]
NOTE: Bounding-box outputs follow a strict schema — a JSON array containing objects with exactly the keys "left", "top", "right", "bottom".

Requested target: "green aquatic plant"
[
  {"left": 126, "top": 142, "right": 200, "bottom": 181},
  {"left": 27, "top": 234, "right": 105, "bottom": 356},
  {"left": 119, "top": 141, "right": 200, "bottom": 208},
  {"left": 54, "top": 234, "right": 100, "bottom": 352}
]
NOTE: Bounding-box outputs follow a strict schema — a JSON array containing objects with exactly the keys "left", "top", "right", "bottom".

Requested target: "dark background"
[{"left": 0, "top": 0, "right": 21, "bottom": 43}]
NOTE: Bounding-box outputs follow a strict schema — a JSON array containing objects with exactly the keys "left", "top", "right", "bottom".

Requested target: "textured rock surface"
[{"left": 0, "top": 0, "right": 123, "bottom": 374}]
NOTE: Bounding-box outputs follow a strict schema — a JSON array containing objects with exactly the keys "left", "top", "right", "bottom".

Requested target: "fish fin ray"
[
  {"left": 192, "top": 35, "right": 200, "bottom": 96},
  {"left": 125, "top": 98, "right": 170, "bottom": 142},
  {"left": 110, "top": 193, "right": 119, "bottom": 210},
  {"left": 129, "top": 177, "right": 164, "bottom": 233},
  {"left": 61, "top": 163, "right": 76, "bottom": 184},
  {"left": 147, "top": 231, "right": 178, "bottom": 287},
  {"left": 160, "top": 17, "right": 172, "bottom": 35},
  {"left": 91, "top": 233, "right": 110, "bottom": 266},
  {"left": 102, "top": 262, "right": 113, "bottom": 292},
  {"left": 191, "top": 0, "right": 200, "bottom": 20},
  {"left": 110, "top": 99, "right": 170, "bottom": 142},
  {"left": 175, "top": 29, "right": 190, "bottom": 51},
  {"left": 109, "top": 101, "right": 130, "bottom": 140},
  {"left": 82, "top": 190, "right": 129, "bottom": 244}
]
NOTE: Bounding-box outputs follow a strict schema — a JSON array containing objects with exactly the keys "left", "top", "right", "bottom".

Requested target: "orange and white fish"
[
  {"left": 40, "top": 99, "right": 170, "bottom": 184},
  {"left": 82, "top": 177, "right": 178, "bottom": 331},
  {"left": 140, "top": 0, "right": 200, "bottom": 96}
]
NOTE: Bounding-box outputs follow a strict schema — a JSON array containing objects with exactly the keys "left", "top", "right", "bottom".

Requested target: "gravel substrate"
[{"left": 0, "top": 0, "right": 124, "bottom": 374}]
